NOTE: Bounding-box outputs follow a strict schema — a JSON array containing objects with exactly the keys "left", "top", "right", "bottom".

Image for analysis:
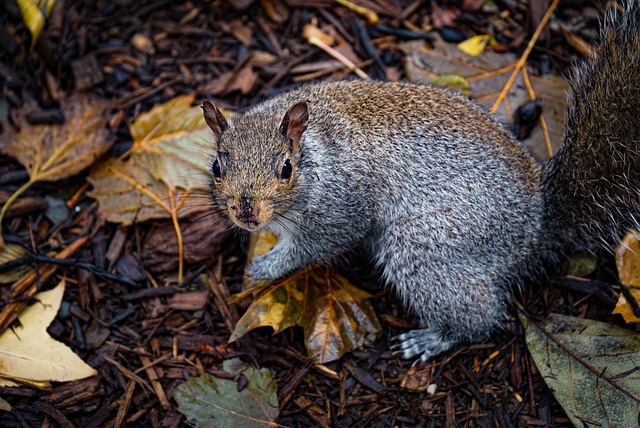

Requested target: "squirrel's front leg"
[{"left": 246, "top": 239, "right": 300, "bottom": 282}]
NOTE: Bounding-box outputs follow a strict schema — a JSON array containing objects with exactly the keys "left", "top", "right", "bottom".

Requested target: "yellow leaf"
[
  {"left": 230, "top": 231, "right": 381, "bottom": 363},
  {"left": 457, "top": 35, "right": 492, "bottom": 56},
  {"left": 613, "top": 230, "right": 640, "bottom": 323},
  {"left": 16, "top": 0, "right": 56, "bottom": 48},
  {"left": 0, "top": 280, "right": 97, "bottom": 386},
  {"left": 129, "top": 94, "right": 213, "bottom": 191}
]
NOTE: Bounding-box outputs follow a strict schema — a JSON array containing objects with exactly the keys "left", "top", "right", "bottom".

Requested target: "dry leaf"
[
  {"left": 613, "top": 230, "right": 640, "bottom": 323},
  {"left": 0, "top": 281, "right": 97, "bottom": 387},
  {"left": 128, "top": 94, "right": 213, "bottom": 191},
  {"left": 0, "top": 93, "right": 111, "bottom": 248},
  {"left": 230, "top": 231, "right": 381, "bottom": 363},
  {"left": 0, "top": 94, "right": 111, "bottom": 183}
]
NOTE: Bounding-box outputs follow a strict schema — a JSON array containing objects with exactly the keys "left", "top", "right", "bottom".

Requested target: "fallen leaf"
[
  {"left": 457, "top": 35, "right": 492, "bottom": 56},
  {"left": 16, "top": 0, "right": 56, "bottom": 48},
  {"left": 230, "top": 231, "right": 381, "bottom": 363},
  {"left": 173, "top": 358, "right": 278, "bottom": 428},
  {"left": 613, "top": 230, "right": 640, "bottom": 323},
  {"left": 0, "top": 94, "right": 111, "bottom": 183},
  {"left": 0, "top": 281, "right": 97, "bottom": 387},
  {"left": 0, "top": 93, "right": 112, "bottom": 247},
  {"left": 0, "top": 243, "right": 30, "bottom": 284},
  {"left": 87, "top": 156, "right": 195, "bottom": 225},
  {"left": 521, "top": 313, "right": 640, "bottom": 427},
  {"left": 87, "top": 94, "right": 215, "bottom": 281},
  {"left": 128, "top": 94, "right": 213, "bottom": 191}
]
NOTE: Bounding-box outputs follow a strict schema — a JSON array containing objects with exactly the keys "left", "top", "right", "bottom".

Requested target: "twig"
[{"left": 490, "top": 0, "right": 561, "bottom": 114}]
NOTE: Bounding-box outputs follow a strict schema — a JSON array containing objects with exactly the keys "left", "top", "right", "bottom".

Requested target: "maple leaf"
[
  {"left": 0, "top": 93, "right": 112, "bottom": 249},
  {"left": 87, "top": 94, "right": 216, "bottom": 281},
  {"left": 229, "top": 232, "right": 381, "bottom": 364}
]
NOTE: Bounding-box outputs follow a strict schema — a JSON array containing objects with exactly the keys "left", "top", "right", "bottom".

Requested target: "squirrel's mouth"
[{"left": 228, "top": 199, "right": 270, "bottom": 232}]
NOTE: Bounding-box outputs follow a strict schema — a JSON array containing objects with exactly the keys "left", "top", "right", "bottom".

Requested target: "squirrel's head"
[{"left": 202, "top": 100, "right": 308, "bottom": 232}]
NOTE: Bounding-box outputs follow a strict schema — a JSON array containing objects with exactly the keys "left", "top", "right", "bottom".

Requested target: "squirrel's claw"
[{"left": 391, "top": 329, "right": 457, "bottom": 364}]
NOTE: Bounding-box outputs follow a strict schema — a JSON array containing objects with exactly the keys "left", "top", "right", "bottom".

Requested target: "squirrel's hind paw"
[{"left": 391, "top": 329, "right": 457, "bottom": 364}]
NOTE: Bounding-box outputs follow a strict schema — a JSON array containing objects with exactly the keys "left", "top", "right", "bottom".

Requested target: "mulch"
[{"left": 0, "top": 0, "right": 617, "bottom": 426}]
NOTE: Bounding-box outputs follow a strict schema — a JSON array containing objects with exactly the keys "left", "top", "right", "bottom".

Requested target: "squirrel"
[{"left": 201, "top": 1, "right": 640, "bottom": 363}]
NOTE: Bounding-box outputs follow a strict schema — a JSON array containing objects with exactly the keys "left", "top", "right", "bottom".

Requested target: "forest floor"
[{"left": 0, "top": 0, "right": 625, "bottom": 427}]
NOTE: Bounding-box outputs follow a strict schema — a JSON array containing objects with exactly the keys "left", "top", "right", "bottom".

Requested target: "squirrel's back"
[{"left": 204, "top": 0, "right": 640, "bottom": 363}]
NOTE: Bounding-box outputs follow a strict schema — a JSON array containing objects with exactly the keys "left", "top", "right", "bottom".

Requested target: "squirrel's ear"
[
  {"left": 202, "top": 101, "right": 228, "bottom": 140},
  {"left": 279, "top": 102, "right": 308, "bottom": 153}
]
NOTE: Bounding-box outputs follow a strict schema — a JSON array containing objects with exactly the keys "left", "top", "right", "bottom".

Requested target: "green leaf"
[
  {"left": 173, "top": 360, "right": 279, "bottom": 428},
  {"left": 521, "top": 313, "right": 640, "bottom": 427}
]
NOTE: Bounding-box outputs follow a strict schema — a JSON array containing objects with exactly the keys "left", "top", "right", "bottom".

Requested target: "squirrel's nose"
[{"left": 235, "top": 197, "right": 260, "bottom": 225}]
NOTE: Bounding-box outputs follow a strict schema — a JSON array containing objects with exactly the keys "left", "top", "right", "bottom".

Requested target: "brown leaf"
[
  {"left": 87, "top": 156, "right": 200, "bottom": 225},
  {"left": 229, "top": 231, "right": 381, "bottom": 363},
  {"left": 0, "top": 93, "right": 111, "bottom": 183}
]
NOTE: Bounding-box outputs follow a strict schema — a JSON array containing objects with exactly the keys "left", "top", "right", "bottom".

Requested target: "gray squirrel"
[{"left": 202, "top": 1, "right": 640, "bottom": 363}]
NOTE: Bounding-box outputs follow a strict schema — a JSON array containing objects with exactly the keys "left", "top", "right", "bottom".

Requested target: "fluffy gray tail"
[{"left": 542, "top": 1, "right": 640, "bottom": 248}]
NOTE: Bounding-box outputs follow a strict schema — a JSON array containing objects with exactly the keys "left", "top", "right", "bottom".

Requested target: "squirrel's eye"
[
  {"left": 280, "top": 159, "right": 292, "bottom": 181},
  {"left": 212, "top": 159, "right": 222, "bottom": 181}
]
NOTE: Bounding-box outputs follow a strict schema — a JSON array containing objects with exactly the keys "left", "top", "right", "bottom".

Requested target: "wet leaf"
[
  {"left": 521, "top": 313, "right": 640, "bottom": 427},
  {"left": 0, "top": 281, "right": 97, "bottom": 387},
  {"left": 173, "top": 359, "right": 278, "bottom": 428},
  {"left": 230, "top": 232, "right": 381, "bottom": 364},
  {"left": 613, "top": 230, "right": 640, "bottom": 323}
]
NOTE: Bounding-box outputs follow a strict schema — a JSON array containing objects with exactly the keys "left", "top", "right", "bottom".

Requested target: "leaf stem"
[{"left": 0, "top": 178, "right": 36, "bottom": 250}]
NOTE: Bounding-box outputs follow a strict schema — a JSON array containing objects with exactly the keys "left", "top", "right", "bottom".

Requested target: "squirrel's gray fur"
[{"left": 203, "top": 1, "right": 640, "bottom": 362}]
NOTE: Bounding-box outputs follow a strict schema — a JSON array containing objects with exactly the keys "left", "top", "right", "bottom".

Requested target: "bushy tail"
[{"left": 542, "top": 0, "right": 640, "bottom": 248}]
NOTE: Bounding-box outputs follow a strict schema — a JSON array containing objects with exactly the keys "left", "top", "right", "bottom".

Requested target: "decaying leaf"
[
  {"left": 0, "top": 93, "right": 112, "bottom": 247},
  {"left": 230, "top": 231, "right": 381, "bottom": 364},
  {"left": 521, "top": 313, "right": 640, "bottom": 427},
  {"left": 0, "top": 281, "right": 97, "bottom": 387},
  {"left": 613, "top": 230, "right": 640, "bottom": 323},
  {"left": 173, "top": 358, "right": 278, "bottom": 428}
]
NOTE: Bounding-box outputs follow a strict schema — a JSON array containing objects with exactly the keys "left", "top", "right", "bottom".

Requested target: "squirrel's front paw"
[{"left": 246, "top": 253, "right": 284, "bottom": 282}]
